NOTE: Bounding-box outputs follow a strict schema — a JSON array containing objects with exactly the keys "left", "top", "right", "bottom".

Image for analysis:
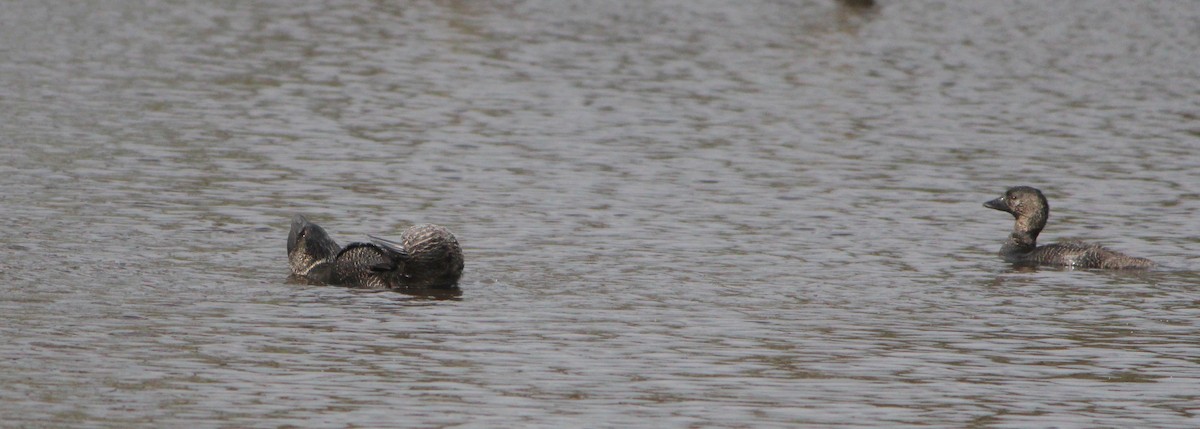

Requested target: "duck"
[
  {"left": 983, "top": 186, "right": 1154, "bottom": 269},
  {"left": 287, "top": 215, "right": 464, "bottom": 290}
]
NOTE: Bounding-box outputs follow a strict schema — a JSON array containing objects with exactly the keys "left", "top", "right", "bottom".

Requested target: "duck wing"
[
  {"left": 336, "top": 243, "right": 399, "bottom": 273},
  {"left": 368, "top": 235, "right": 411, "bottom": 260}
]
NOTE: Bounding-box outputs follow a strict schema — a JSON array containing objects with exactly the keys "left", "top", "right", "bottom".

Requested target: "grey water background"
[{"left": 2, "top": 0, "right": 1199, "bottom": 427}]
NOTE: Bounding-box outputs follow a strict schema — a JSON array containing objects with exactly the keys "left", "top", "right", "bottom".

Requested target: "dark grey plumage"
[
  {"left": 330, "top": 242, "right": 406, "bottom": 289},
  {"left": 983, "top": 186, "right": 1154, "bottom": 270},
  {"left": 286, "top": 216, "right": 464, "bottom": 290},
  {"left": 287, "top": 215, "right": 340, "bottom": 283}
]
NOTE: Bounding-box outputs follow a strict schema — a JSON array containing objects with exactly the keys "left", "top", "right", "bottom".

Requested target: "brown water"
[{"left": 2, "top": 1, "right": 1199, "bottom": 427}]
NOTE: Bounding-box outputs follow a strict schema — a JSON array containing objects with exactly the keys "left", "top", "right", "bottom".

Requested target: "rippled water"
[{"left": 2, "top": 1, "right": 1199, "bottom": 427}]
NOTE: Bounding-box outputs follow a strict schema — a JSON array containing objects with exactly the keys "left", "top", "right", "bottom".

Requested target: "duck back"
[
  {"left": 1014, "top": 240, "right": 1156, "bottom": 270},
  {"left": 331, "top": 242, "right": 405, "bottom": 289}
]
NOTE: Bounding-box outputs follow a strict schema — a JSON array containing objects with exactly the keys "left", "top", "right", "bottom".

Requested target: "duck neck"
[
  {"left": 1001, "top": 215, "right": 1044, "bottom": 256},
  {"left": 1000, "top": 231, "right": 1037, "bottom": 256}
]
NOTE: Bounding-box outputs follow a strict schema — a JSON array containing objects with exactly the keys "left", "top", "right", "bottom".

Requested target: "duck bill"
[{"left": 983, "top": 197, "right": 1009, "bottom": 212}]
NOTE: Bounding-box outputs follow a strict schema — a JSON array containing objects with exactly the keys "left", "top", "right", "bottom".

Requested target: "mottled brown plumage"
[{"left": 983, "top": 186, "right": 1154, "bottom": 270}]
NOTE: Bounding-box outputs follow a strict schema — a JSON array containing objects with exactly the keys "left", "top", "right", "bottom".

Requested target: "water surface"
[{"left": 2, "top": 1, "right": 1199, "bottom": 427}]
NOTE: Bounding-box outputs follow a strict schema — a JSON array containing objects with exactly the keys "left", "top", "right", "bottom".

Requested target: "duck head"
[
  {"left": 287, "top": 215, "right": 341, "bottom": 279},
  {"left": 984, "top": 186, "right": 1049, "bottom": 247}
]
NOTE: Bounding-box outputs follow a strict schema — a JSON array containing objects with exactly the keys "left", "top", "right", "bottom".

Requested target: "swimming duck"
[
  {"left": 983, "top": 186, "right": 1154, "bottom": 269},
  {"left": 287, "top": 215, "right": 464, "bottom": 290}
]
